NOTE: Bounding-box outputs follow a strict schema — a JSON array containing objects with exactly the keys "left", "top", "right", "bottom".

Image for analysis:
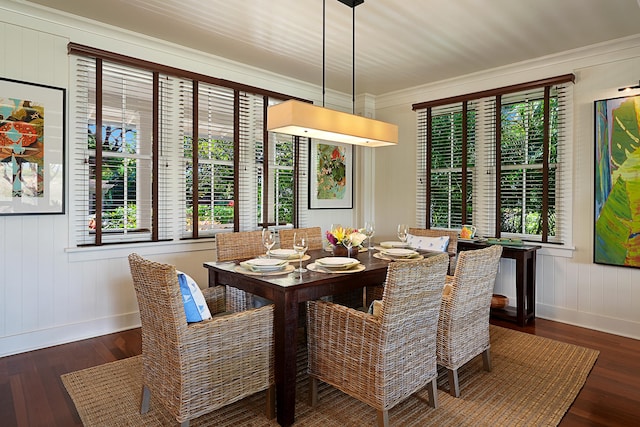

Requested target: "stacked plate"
[
  {"left": 315, "top": 257, "right": 360, "bottom": 270},
  {"left": 240, "top": 258, "right": 289, "bottom": 272},
  {"left": 380, "top": 248, "right": 420, "bottom": 259},
  {"left": 379, "top": 241, "right": 407, "bottom": 248},
  {"left": 269, "top": 249, "right": 302, "bottom": 259}
]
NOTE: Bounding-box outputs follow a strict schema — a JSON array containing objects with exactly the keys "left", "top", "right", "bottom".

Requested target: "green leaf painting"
[
  {"left": 594, "top": 95, "right": 640, "bottom": 268},
  {"left": 316, "top": 143, "right": 346, "bottom": 200}
]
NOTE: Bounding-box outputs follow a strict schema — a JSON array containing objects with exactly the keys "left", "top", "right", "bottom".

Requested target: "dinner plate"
[
  {"left": 315, "top": 257, "right": 360, "bottom": 269},
  {"left": 235, "top": 264, "right": 295, "bottom": 276},
  {"left": 241, "top": 258, "right": 288, "bottom": 272},
  {"left": 381, "top": 248, "right": 418, "bottom": 257},
  {"left": 379, "top": 241, "right": 407, "bottom": 248},
  {"left": 269, "top": 249, "right": 302, "bottom": 259},
  {"left": 307, "top": 263, "right": 366, "bottom": 274},
  {"left": 374, "top": 252, "right": 424, "bottom": 262}
]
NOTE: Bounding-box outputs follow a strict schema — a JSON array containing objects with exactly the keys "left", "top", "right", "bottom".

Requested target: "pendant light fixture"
[{"left": 266, "top": 0, "right": 398, "bottom": 147}]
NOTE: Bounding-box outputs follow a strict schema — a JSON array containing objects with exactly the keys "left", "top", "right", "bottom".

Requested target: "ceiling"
[{"left": 24, "top": 0, "right": 640, "bottom": 95}]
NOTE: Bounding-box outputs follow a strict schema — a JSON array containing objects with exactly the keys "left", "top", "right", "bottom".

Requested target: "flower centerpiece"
[{"left": 326, "top": 226, "right": 367, "bottom": 257}]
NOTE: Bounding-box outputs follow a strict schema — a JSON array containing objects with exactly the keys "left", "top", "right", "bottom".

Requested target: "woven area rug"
[{"left": 62, "top": 326, "right": 598, "bottom": 426}]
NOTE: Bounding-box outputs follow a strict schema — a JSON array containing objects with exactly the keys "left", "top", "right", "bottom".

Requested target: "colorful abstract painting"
[
  {"left": 0, "top": 97, "right": 45, "bottom": 197},
  {"left": 0, "top": 78, "right": 65, "bottom": 215},
  {"left": 594, "top": 95, "right": 640, "bottom": 268},
  {"left": 309, "top": 140, "right": 352, "bottom": 209}
]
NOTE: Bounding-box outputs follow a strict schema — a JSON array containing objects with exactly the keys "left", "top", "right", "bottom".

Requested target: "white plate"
[
  {"left": 269, "top": 249, "right": 301, "bottom": 259},
  {"left": 379, "top": 241, "right": 406, "bottom": 248},
  {"left": 241, "top": 258, "right": 288, "bottom": 271},
  {"left": 382, "top": 248, "right": 418, "bottom": 257},
  {"left": 315, "top": 257, "right": 360, "bottom": 269}
]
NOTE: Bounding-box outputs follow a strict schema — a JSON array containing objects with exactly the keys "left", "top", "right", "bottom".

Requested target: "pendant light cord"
[
  {"left": 322, "top": 0, "right": 326, "bottom": 107},
  {"left": 352, "top": 4, "right": 355, "bottom": 114}
]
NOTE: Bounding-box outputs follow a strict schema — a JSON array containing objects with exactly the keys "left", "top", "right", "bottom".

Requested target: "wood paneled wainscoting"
[{"left": 0, "top": 319, "right": 638, "bottom": 426}]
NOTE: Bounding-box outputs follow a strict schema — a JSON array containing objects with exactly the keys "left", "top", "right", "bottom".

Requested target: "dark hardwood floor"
[{"left": 1, "top": 318, "right": 638, "bottom": 426}]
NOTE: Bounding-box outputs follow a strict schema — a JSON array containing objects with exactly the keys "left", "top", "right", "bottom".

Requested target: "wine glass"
[
  {"left": 397, "top": 224, "right": 408, "bottom": 247},
  {"left": 293, "top": 232, "right": 308, "bottom": 274},
  {"left": 364, "top": 221, "right": 375, "bottom": 251},
  {"left": 344, "top": 236, "right": 354, "bottom": 258},
  {"left": 262, "top": 228, "right": 276, "bottom": 258}
]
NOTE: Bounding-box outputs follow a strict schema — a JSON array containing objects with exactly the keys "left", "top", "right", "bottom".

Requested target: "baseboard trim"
[
  {"left": 0, "top": 312, "right": 141, "bottom": 357},
  {"left": 536, "top": 303, "right": 640, "bottom": 341}
]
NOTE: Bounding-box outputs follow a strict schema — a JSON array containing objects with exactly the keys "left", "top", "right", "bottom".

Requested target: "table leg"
[
  {"left": 274, "top": 292, "right": 299, "bottom": 427},
  {"left": 514, "top": 253, "right": 526, "bottom": 326}
]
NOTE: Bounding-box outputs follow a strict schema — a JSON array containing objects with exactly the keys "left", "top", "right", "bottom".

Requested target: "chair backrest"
[
  {"left": 279, "top": 227, "right": 324, "bottom": 250},
  {"left": 215, "top": 230, "right": 265, "bottom": 261},
  {"left": 409, "top": 227, "right": 458, "bottom": 272},
  {"left": 378, "top": 253, "right": 449, "bottom": 351},
  {"left": 128, "top": 253, "right": 185, "bottom": 361},
  {"left": 444, "top": 244, "right": 502, "bottom": 324}
]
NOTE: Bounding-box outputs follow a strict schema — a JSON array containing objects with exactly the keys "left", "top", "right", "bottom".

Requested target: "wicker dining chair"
[
  {"left": 365, "top": 227, "right": 459, "bottom": 308},
  {"left": 215, "top": 230, "right": 268, "bottom": 310},
  {"left": 128, "top": 253, "right": 275, "bottom": 426},
  {"left": 408, "top": 227, "right": 459, "bottom": 274},
  {"left": 278, "top": 226, "right": 324, "bottom": 250},
  {"left": 307, "top": 253, "right": 450, "bottom": 427},
  {"left": 437, "top": 244, "right": 502, "bottom": 397}
]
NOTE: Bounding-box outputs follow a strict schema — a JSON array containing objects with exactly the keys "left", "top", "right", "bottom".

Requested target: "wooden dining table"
[{"left": 204, "top": 248, "right": 391, "bottom": 426}]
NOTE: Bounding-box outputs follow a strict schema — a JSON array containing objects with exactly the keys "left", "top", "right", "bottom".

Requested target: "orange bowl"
[{"left": 491, "top": 294, "right": 509, "bottom": 309}]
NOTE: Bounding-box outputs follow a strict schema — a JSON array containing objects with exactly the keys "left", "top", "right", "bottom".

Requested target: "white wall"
[
  {"left": 374, "top": 35, "right": 640, "bottom": 340},
  {"left": 0, "top": 1, "right": 358, "bottom": 357}
]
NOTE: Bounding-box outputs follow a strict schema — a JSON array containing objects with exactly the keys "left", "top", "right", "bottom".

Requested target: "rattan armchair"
[
  {"left": 128, "top": 253, "right": 275, "bottom": 426},
  {"left": 437, "top": 244, "right": 502, "bottom": 397},
  {"left": 408, "top": 227, "right": 459, "bottom": 274},
  {"left": 307, "top": 254, "right": 450, "bottom": 427},
  {"left": 215, "top": 230, "right": 268, "bottom": 310},
  {"left": 278, "top": 226, "right": 324, "bottom": 250}
]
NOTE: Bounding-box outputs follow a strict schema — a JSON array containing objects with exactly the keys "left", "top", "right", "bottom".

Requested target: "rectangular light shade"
[{"left": 267, "top": 100, "right": 398, "bottom": 147}]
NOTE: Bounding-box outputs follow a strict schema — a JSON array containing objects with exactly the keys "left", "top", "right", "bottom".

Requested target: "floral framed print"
[
  {"left": 309, "top": 140, "right": 353, "bottom": 209},
  {"left": 0, "top": 78, "right": 65, "bottom": 215},
  {"left": 594, "top": 94, "right": 640, "bottom": 268}
]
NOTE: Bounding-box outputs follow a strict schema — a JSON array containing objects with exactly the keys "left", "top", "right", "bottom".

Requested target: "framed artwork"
[
  {"left": 0, "top": 78, "right": 65, "bottom": 215},
  {"left": 594, "top": 94, "right": 640, "bottom": 268},
  {"left": 309, "top": 140, "right": 353, "bottom": 209}
]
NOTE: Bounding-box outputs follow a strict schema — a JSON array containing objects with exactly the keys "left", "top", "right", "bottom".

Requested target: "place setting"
[
  {"left": 235, "top": 257, "right": 295, "bottom": 276},
  {"left": 307, "top": 256, "right": 365, "bottom": 274},
  {"left": 268, "top": 248, "right": 311, "bottom": 262},
  {"left": 374, "top": 247, "right": 423, "bottom": 262}
]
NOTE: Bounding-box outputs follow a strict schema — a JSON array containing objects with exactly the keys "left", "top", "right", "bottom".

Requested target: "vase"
[{"left": 332, "top": 245, "right": 357, "bottom": 259}]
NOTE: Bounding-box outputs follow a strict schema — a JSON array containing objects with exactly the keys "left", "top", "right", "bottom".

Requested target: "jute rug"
[{"left": 62, "top": 326, "right": 598, "bottom": 426}]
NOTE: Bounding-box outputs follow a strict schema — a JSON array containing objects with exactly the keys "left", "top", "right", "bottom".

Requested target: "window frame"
[
  {"left": 413, "top": 74, "right": 574, "bottom": 244},
  {"left": 69, "top": 43, "right": 306, "bottom": 246}
]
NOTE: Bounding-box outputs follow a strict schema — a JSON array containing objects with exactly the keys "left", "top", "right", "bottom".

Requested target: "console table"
[{"left": 457, "top": 241, "right": 540, "bottom": 326}]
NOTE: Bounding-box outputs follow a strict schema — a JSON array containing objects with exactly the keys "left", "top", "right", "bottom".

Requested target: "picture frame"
[
  {"left": 0, "top": 77, "right": 65, "bottom": 215},
  {"left": 593, "top": 94, "right": 640, "bottom": 268},
  {"left": 309, "top": 140, "right": 353, "bottom": 209}
]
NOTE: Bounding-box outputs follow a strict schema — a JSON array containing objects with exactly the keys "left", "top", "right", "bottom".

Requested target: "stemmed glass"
[
  {"left": 262, "top": 228, "right": 276, "bottom": 258},
  {"left": 364, "top": 221, "right": 375, "bottom": 251},
  {"left": 397, "top": 224, "right": 408, "bottom": 247},
  {"left": 293, "top": 232, "right": 308, "bottom": 274}
]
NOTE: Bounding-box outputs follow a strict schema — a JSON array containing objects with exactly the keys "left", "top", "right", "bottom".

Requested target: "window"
[
  {"left": 70, "top": 44, "right": 305, "bottom": 246},
  {"left": 414, "top": 75, "right": 573, "bottom": 244}
]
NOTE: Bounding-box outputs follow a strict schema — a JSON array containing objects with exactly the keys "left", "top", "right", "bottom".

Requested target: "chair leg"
[
  {"left": 447, "top": 368, "right": 461, "bottom": 397},
  {"left": 309, "top": 377, "right": 318, "bottom": 407},
  {"left": 266, "top": 384, "right": 276, "bottom": 419},
  {"left": 482, "top": 348, "right": 492, "bottom": 372},
  {"left": 140, "top": 385, "right": 151, "bottom": 414},
  {"left": 376, "top": 409, "right": 389, "bottom": 427},
  {"left": 427, "top": 378, "right": 438, "bottom": 408}
]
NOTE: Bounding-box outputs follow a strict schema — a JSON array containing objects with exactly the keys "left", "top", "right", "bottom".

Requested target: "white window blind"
[
  {"left": 71, "top": 57, "right": 173, "bottom": 245},
  {"left": 415, "top": 77, "right": 573, "bottom": 244}
]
